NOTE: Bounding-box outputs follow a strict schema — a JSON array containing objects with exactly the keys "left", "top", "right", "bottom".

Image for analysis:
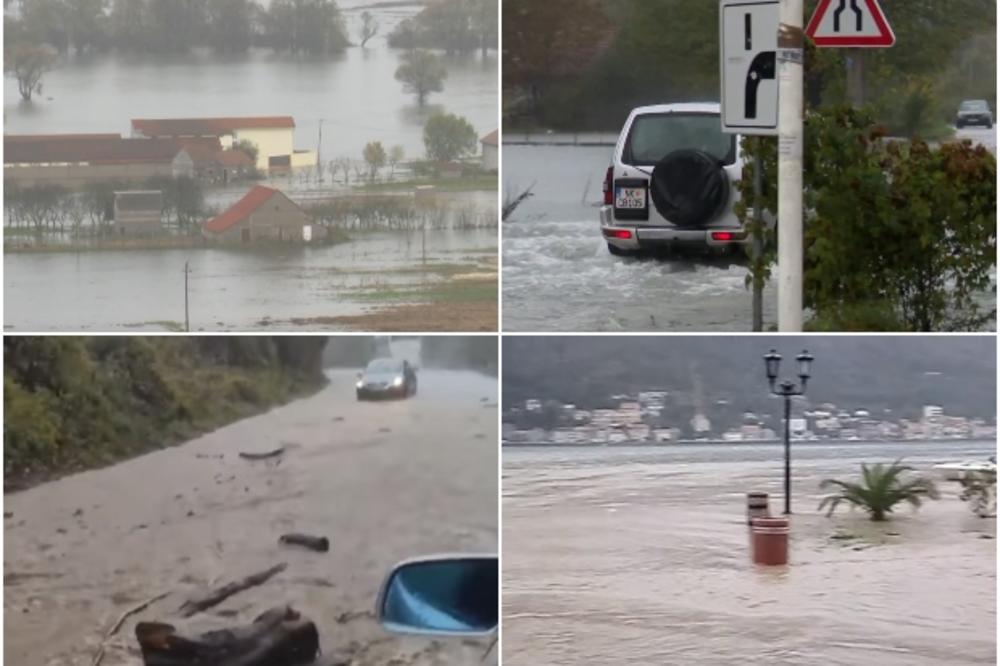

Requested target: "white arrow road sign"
[{"left": 720, "top": 0, "right": 780, "bottom": 136}]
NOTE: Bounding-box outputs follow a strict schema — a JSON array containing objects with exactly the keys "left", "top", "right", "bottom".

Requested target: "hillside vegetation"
[{"left": 4, "top": 336, "right": 327, "bottom": 491}]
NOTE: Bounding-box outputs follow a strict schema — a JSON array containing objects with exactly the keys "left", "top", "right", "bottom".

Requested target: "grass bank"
[{"left": 3, "top": 337, "right": 328, "bottom": 491}]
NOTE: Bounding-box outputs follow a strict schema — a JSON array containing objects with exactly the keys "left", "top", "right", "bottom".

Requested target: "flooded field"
[
  {"left": 4, "top": 369, "right": 498, "bottom": 666},
  {"left": 503, "top": 441, "right": 996, "bottom": 665},
  {"left": 3, "top": 2, "right": 497, "bottom": 161},
  {"left": 4, "top": 228, "right": 496, "bottom": 331},
  {"left": 501, "top": 127, "right": 997, "bottom": 332}
]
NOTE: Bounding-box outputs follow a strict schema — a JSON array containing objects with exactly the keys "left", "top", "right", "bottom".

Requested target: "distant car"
[
  {"left": 956, "top": 100, "right": 994, "bottom": 129},
  {"left": 356, "top": 358, "right": 417, "bottom": 400},
  {"left": 601, "top": 102, "right": 759, "bottom": 257}
]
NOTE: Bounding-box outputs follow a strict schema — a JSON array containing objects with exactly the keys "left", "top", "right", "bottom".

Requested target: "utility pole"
[
  {"left": 317, "top": 119, "right": 323, "bottom": 168},
  {"left": 777, "top": 0, "right": 804, "bottom": 332},
  {"left": 184, "top": 261, "right": 190, "bottom": 332}
]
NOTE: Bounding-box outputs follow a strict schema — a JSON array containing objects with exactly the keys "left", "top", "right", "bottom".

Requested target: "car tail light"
[
  {"left": 603, "top": 167, "right": 613, "bottom": 205},
  {"left": 603, "top": 229, "right": 633, "bottom": 240},
  {"left": 711, "top": 231, "right": 736, "bottom": 242}
]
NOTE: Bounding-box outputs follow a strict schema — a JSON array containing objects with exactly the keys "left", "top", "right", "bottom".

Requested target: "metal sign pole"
[
  {"left": 184, "top": 261, "right": 190, "bottom": 333},
  {"left": 777, "top": 0, "right": 804, "bottom": 332},
  {"left": 752, "top": 150, "right": 764, "bottom": 332}
]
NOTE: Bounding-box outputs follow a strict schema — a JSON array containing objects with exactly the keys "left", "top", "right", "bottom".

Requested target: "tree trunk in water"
[{"left": 136, "top": 606, "right": 319, "bottom": 666}]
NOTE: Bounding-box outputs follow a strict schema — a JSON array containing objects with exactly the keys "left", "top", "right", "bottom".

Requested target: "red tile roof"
[
  {"left": 204, "top": 185, "right": 283, "bottom": 233},
  {"left": 481, "top": 130, "right": 499, "bottom": 146},
  {"left": 132, "top": 116, "right": 295, "bottom": 137},
  {"left": 4, "top": 136, "right": 191, "bottom": 165},
  {"left": 5, "top": 133, "right": 122, "bottom": 143}
]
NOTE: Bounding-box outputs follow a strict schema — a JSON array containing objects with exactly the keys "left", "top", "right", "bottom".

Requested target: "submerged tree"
[
  {"left": 818, "top": 459, "right": 940, "bottom": 522},
  {"left": 959, "top": 467, "right": 997, "bottom": 518},
  {"left": 358, "top": 10, "right": 378, "bottom": 47},
  {"left": 264, "top": 0, "right": 348, "bottom": 55},
  {"left": 394, "top": 49, "right": 446, "bottom": 105},
  {"left": 206, "top": 0, "right": 255, "bottom": 54},
  {"left": 423, "top": 113, "right": 477, "bottom": 162},
  {"left": 5, "top": 43, "right": 56, "bottom": 102},
  {"left": 362, "top": 141, "right": 387, "bottom": 181}
]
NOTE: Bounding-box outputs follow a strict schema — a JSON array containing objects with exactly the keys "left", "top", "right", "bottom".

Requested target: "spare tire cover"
[{"left": 649, "top": 149, "right": 729, "bottom": 227}]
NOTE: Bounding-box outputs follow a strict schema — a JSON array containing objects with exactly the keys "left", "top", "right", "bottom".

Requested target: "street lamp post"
[{"left": 764, "top": 349, "right": 814, "bottom": 515}]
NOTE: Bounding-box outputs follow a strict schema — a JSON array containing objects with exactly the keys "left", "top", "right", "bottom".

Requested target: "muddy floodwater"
[
  {"left": 3, "top": 1, "right": 497, "bottom": 161},
  {"left": 4, "top": 229, "right": 496, "bottom": 331},
  {"left": 501, "top": 127, "right": 997, "bottom": 332},
  {"left": 4, "top": 369, "right": 498, "bottom": 665},
  {"left": 503, "top": 441, "right": 996, "bottom": 665}
]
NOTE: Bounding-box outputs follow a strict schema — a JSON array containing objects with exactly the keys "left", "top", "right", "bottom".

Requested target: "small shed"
[
  {"left": 114, "top": 191, "right": 164, "bottom": 236},
  {"left": 480, "top": 130, "right": 498, "bottom": 171},
  {"left": 203, "top": 185, "right": 311, "bottom": 243}
]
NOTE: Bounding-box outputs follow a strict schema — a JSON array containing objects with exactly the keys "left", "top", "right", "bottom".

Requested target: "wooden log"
[
  {"left": 178, "top": 563, "right": 287, "bottom": 618},
  {"left": 239, "top": 447, "right": 285, "bottom": 461},
  {"left": 279, "top": 533, "right": 329, "bottom": 552},
  {"left": 136, "top": 606, "right": 319, "bottom": 666}
]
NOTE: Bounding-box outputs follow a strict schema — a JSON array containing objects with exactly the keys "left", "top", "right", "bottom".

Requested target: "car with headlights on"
[
  {"left": 356, "top": 358, "right": 418, "bottom": 400},
  {"left": 956, "top": 100, "right": 994, "bottom": 129}
]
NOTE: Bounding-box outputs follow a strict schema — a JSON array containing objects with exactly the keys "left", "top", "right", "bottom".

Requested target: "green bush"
[{"left": 738, "top": 106, "right": 996, "bottom": 331}]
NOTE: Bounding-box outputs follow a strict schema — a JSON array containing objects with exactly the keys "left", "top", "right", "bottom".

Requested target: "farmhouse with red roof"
[
  {"left": 480, "top": 130, "right": 498, "bottom": 171},
  {"left": 203, "top": 185, "right": 313, "bottom": 243},
  {"left": 131, "top": 116, "right": 315, "bottom": 172}
]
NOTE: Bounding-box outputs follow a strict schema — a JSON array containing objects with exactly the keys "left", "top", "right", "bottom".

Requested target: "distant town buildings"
[{"left": 503, "top": 391, "right": 995, "bottom": 445}]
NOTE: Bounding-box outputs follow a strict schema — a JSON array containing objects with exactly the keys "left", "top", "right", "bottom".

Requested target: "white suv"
[{"left": 601, "top": 102, "right": 748, "bottom": 256}]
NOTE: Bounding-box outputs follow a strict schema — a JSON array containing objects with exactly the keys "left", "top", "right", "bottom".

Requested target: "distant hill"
[{"left": 502, "top": 336, "right": 996, "bottom": 426}]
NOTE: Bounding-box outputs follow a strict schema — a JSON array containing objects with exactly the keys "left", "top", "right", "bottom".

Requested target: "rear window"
[
  {"left": 367, "top": 358, "right": 402, "bottom": 372},
  {"left": 623, "top": 113, "right": 735, "bottom": 166},
  {"left": 960, "top": 101, "right": 989, "bottom": 111}
]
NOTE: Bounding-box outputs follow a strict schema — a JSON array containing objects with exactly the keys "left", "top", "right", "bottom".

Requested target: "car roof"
[{"left": 629, "top": 102, "right": 721, "bottom": 115}]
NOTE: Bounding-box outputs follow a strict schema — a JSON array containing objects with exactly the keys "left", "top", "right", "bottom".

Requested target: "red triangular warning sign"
[{"left": 806, "top": 0, "right": 895, "bottom": 48}]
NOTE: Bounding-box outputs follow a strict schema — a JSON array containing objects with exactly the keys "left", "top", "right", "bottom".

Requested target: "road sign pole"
[
  {"left": 777, "top": 0, "right": 804, "bottom": 332},
  {"left": 752, "top": 150, "right": 764, "bottom": 332}
]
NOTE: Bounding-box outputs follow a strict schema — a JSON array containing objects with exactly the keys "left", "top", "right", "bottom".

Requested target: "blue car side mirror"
[{"left": 376, "top": 555, "right": 498, "bottom": 636}]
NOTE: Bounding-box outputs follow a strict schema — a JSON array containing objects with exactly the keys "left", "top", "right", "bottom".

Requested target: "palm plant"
[{"left": 818, "top": 459, "right": 940, "bottom": 522}]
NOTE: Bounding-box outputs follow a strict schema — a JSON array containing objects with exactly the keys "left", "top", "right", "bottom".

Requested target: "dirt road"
[{"left": 4, "top": 369, "right": 498, "bottom": 665}]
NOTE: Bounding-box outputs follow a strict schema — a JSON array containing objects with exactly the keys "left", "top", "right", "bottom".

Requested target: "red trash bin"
[{"left": 751, "top": 516, "right": 789, "bottom": 566}]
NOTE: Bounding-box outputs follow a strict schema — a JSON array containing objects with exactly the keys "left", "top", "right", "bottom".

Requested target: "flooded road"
[
  {"left": 501, "top": 126, "right": 996, "bottom": 332},
  {"left": 3, "top": 2, "right": 497, "bottom": 161},
  {"left": 503, "top": 441, "right": 996, "bottom": 665},
  {"left": 4, "top": 369, "right": 498, "bottom": 665},
  {"left": 4, "top": 229, "right": 495, "bottom": 331}
]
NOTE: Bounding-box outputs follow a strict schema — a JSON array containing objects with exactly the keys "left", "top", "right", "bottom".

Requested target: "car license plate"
[{"left": 615, "top": 186, "right": 645, "bottom": 209}]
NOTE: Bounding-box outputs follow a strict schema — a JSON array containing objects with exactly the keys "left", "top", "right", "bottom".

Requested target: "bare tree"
[
  {"left": 359, "top": 10, "right": 379, "bottom": 47},
  {"left": 388, "top": 145, "right": 405, "bottom": 180},
  {"left": 336, "top": 157, "right": 353, "bottom": 185}
]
